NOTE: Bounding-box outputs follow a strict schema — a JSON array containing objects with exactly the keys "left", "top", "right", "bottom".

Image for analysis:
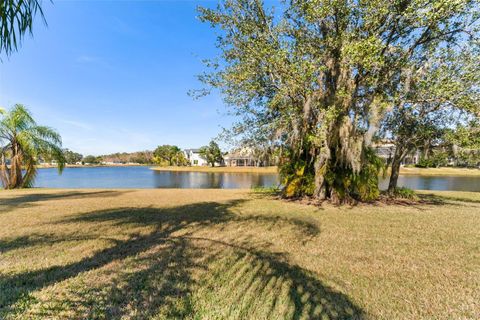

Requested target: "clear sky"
[{"left": 0, "top": 1, "right": 233, "bottom": 156}]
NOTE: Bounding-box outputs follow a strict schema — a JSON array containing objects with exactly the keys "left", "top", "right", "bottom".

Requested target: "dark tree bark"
[
  {"left": 388, "top": 156, "right": 402, "bottom": 195},
  {"left": 388, "top": 145, "right": 409, "bottom": 195}
]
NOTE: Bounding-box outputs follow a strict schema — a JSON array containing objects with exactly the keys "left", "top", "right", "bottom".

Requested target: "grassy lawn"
[
  {"left": 0, "top": 189, "right": 479, "bottom": 319},
  {"left": 399, "top": 166, "right": 480, "bottom": 176},
  {"left": 150, "top": 166, "right": 278, "bottom": 173}
]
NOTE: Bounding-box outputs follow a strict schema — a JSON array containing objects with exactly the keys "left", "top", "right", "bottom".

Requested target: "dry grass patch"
[
  {"left": 399, "top": 167, "right": 480, "bottom": 176},
  {"left": 0, "top": 189, "right": 479, "bottom": 319}
]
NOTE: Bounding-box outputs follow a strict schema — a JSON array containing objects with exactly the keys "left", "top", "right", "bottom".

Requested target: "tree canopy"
[
  {"left": 63, "top": 149, "right": 83, "bottom": 164},
  {"left": 199, "top": 141, "right": 223, "bottom": 167},
  {"left": 198, "top": 0, "right": 479, "bottom": 203},
  {"left": 379, "top": 45, "right": 480, "bottom": 192},
  {"left": 153, "top": 145, "right": 188, "bottom": 166}
]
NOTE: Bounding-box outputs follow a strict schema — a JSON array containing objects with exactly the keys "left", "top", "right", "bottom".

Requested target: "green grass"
[{"left": 0, "top": 189, "right": 479, "bottom": 319}]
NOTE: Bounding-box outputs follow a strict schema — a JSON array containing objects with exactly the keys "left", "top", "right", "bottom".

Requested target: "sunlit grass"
[
  {"left": 399, "top": 166, "right": 480, "bottom": 176},
  {"left": 0, "top": 189, "right": 479, "bottom": 319}
]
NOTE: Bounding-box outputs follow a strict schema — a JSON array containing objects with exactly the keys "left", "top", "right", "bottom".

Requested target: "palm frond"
[
  {"left": 32, "top": 125, "right": 62, "bottom": 145},
  {"left": 0, "top": 0, "right": 46, "bottom": 56}
]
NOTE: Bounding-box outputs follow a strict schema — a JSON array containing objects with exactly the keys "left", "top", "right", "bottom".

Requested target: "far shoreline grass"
[{"left": 398, "top": 166, "right": 480, "bottom": 176}]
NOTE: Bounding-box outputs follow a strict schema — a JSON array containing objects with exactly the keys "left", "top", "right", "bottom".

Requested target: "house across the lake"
[
  {"left": 183, "top": 149, "right": 207, "bottom": 166},
  {"left": 373, "top": 141, "right": 420, "bottom": 165},
  {"left": 224, "top": 147, "right": 271, "bottom": 167},
  {"left": 183, "top": 146, "right": 272, "bottom": 167}
]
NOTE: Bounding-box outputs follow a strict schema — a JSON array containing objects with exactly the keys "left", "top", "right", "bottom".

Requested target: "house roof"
[{"left": 184, "top": 148, "right": 201, "bottom": 153}]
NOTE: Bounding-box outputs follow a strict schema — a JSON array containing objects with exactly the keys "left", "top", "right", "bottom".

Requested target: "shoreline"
[
  {"left": 150, "top": 166, "right": 278, "bottom": 174},
  {"left": 36, "top": 164, "right": 152, "bottom": 169},
  {"left": 398, "top": 166, "right": 480, "bottom": 177},
  {"left": 36, "top": 164, "right": 480, "bottom": 177},
  {"left": 151, "top": 165, "right": 480, "bottom": 176}
]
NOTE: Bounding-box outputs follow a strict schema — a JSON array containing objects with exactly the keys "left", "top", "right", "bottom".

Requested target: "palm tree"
[
  {"left": 0, "top": 104, "right": 65, "bottom": 189},
  {"left": 1, "top": 0, "right": 45, "bottom": 56}
]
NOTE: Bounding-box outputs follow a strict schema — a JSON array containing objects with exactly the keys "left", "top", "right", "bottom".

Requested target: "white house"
[
  {"left": 183, "top": 149, "right": 207, "bottom": 166},
  {"left": 373, "top": 141, "right": 421, "bottom": 165}
]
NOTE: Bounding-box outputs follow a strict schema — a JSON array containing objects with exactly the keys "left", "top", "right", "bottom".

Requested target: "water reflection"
[
  {"left": 378, "top": 175, "right": 480, "bottom": 192},
  {"left": 32, "top": 166, "right": 479, "bottom": 191},
  {"left": 152, "top": 171, "right": 279, "bottom": 189}
]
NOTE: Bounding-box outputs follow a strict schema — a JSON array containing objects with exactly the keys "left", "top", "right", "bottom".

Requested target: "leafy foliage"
[
  {"left": 63, "top": 149, "right": 83, "bottom": 164},
  {"left": 99, "top": 150, "right": 154, "bottom": 164},
  {"left": 416, "top": 151, "right": 449, "bottom": 168},
  {"left": 82, "top": 155, "right": 101, "bottom": 164},
  {"left": 390, "top": 187, "right": 419, "bottom": 200},
  {"left": 198, "top": 0, "right": 479, "bottom": 203},
  {"left": 380, "top": 45, "right": 480, "bottom": 192},
  {"left": 199, "top": 141, "right": 223, "bottom": 167},
  {"left": 0, "top": 104, "right": 65, "bottom": 189},
  {"left": 446, "top": 119, "right": 480, "bottom": 167},
  {"left": 153, "top": 145, "right": 188, "bottom": 166}
]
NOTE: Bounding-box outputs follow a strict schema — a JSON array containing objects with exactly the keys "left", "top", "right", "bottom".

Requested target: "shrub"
[{"left": 392, "top": 187, "right": 419, "bottom": 200}]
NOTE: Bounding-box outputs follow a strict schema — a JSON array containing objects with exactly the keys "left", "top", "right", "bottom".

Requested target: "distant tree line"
[
  {"left": 63, "top": 142, "right": 228, "bottom": 167},
  {"left": 98, "top": 150, "right": 154, "bottom": 164}
]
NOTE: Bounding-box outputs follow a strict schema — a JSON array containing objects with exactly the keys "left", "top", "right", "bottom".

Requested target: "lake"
[
  {"left": 34, "top": 166, "right": 280, "bottom": 189},
  {"left": 33, "top": 166, "right": 480, "bottom": 192}
]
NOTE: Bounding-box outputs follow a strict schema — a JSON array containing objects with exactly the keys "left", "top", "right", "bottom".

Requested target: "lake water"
[
  {"left": 34, "top": 166, "right": 280, "bottom": 189},
  {"left": 33, "top": 166, "right": 480, "bottom": 192}
]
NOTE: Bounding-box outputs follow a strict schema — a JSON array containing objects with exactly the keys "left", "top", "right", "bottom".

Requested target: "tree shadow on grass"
[
  {"left": 0, "top": 190, "right": 129, "bottom": 212},
  {"left": 0, "top": 200, "right": 365, "bottom": 319},
  {"left": 0, "top": 234, "right": 98, "bottom": 254},
  {"left": 418, "top": 193, "right": 480, "bottom": 205}
]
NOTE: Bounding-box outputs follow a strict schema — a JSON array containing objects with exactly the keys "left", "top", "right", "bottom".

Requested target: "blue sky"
[{"left": 0, "top": 1, "right": 234, "bottom": 155}]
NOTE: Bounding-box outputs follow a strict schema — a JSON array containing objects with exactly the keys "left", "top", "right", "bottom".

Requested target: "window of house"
[{"left": 194, "top": 160, "right": 198, "bottom": 165}]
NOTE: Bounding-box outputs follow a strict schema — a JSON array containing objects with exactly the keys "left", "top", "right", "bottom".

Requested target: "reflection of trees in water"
[
  {"left": 153, "top": 171, "right": 280, "bottom": 189},
  {"left": 406, "top": 176, "right": 480, "bottom": 192},
  {"left": 379, "top": 176, "right": 480, "bottom": 192},
  {"left": 222, "top": 173, "right": 280, "bottom": 189},
  {"left": 154, "top": 172, "right": 182, "bottom": 188},
  {"left": 208, "top": 173, "right": 222, "bottom": 188}
]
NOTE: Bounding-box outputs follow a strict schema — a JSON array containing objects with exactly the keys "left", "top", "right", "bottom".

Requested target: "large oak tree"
[{"left": 198, "top": 0, "right": 479, "bottom": 203}]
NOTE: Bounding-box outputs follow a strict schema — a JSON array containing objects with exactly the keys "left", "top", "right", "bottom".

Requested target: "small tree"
[
  {"left": 153, "top": 145, "right": 180, "bottom": 165},
  {"left": 446, "top": 120, "right": 480, "bottom": 167},
  {"left": 63, "top": 149, "right": 83, "bottom": 164},
  {"left": 82, "top": 155, "right": 100, "bottom": 164},
  {"left": 0, "top": 104, "right": 65, "bottom": 189},
  {"left": 153, "top": 145, "right": 187, "bottom": 166},
  {"left": 381, "top": 47, "right": 480, "bottom": 194},
  {"left": 199, "top": 141, "right": 223, "bottom": 167}
]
